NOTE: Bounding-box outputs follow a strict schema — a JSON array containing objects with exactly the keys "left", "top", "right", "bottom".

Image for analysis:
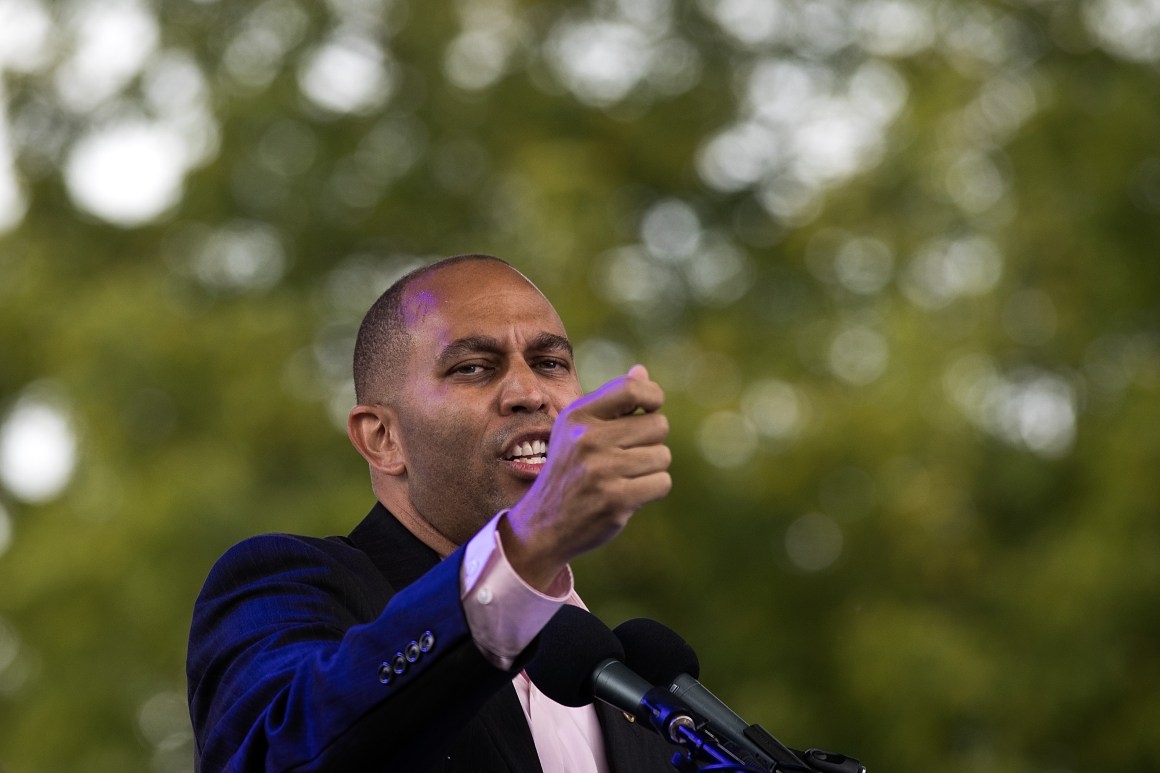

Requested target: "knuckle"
[
  {"left": 603, "top": 475, "right": 632, "bottom": 503},
  {"left": 574, "top": 427, "right": 602, "bottom": 453}
]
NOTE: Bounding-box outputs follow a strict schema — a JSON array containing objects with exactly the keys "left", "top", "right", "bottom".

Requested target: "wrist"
[{"left": 497, "top": 512, "right": 568, "bottom": 593}]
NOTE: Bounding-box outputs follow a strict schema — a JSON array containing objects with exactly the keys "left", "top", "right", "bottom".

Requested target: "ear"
[{"left": 347, "top": 403, "right": 407, "bottom": 476}]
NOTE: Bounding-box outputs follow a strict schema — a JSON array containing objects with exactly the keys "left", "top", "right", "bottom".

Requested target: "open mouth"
[{"left": 503, "top": 438, "right": 547, "bottom": 465}]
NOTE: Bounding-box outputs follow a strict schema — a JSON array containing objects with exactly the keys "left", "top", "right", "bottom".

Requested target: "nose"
[{"left": 499, "top": 360, "right": 548, "bottom": 414}]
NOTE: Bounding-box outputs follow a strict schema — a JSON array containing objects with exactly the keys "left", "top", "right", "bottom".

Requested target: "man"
[{"left": 187, "top": 255, "right": 677, "bottom": 771}]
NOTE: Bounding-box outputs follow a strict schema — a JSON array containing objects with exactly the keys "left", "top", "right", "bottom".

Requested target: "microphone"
[
  {"left": 613, "top": 617, "right": 700, "bottom": 683},
  {"left": 614, "top": 618, "right": 815, "bottom": 772},
  {"left": 529, "top": 610, "right": 865, "bottom": 773},
  {"left": 523, "top": 604, "right": 625, "bottom": 708},
  {"left": 524, "top": 606, "right": 707, "bottom": 746}
]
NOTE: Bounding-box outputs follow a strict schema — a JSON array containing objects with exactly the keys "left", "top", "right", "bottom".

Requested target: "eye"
[
  {"left": 453, "top": 363, "right": 485, "bottom": 375},
  {"left": 536, "top": 358, "right": 569, "bottom": 372}
]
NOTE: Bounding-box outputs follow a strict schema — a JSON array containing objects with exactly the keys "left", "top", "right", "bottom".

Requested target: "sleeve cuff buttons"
[{"left": 378, "top": 631, "right": 436, "bottom": 686}]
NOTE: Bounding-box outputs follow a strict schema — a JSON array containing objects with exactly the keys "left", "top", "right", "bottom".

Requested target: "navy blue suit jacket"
[{"left": 187, "top": 503, "right": 675, "bottom": 772}]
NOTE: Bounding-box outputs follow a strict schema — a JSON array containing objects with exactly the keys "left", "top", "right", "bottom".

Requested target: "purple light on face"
[{"left": 403, "top": 289, "right": 438, "bottom": 327}]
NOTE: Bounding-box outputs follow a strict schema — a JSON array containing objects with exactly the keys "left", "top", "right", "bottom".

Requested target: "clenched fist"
[{"left": 502, "top": 365, "right": 672, "bottom": 590}]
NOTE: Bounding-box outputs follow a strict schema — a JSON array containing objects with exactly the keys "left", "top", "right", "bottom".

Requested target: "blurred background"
[{"left": 1, "top": 0, "right": 1158, "bottom": 770}]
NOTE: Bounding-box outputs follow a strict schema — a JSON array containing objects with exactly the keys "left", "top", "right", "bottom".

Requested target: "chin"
[{"left": 496, "top": 487, "right": 530, "bottom": 512}]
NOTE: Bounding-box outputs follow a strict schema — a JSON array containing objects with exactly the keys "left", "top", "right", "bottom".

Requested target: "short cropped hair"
[{"left": 352, "top": 253, "right": 511, "bottom": 405}]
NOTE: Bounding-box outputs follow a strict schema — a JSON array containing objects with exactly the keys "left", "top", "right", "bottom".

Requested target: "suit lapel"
[
  {"left": 347, "top": 503, "right": 542, "bottom": 772},
  {"left": 596, "top": 701, "right": 679, "bottom": 773},
  {"left": 474, "top": 684, "right": 544, "bottom": 773},
  {"left": 347, "top": 502, "right": 442, "bottom": 589}
]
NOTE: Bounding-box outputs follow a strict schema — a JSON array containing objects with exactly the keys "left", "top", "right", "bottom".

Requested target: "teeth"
[{"left": 508, "top": 439, "right": 548, "bottom": 462}]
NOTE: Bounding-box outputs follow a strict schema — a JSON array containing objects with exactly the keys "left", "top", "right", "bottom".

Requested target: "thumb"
[{"left": 627, "top": 363, "right": 650, "bottom": 381}]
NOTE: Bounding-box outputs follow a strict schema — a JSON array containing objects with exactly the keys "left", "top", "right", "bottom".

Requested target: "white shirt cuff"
[{"left": 460, "top": 510, "right": 573, "bottom": 670}]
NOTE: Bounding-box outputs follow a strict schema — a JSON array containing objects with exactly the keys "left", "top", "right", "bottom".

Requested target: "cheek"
[
  {"left": 422, "top": 396, "right": 497, "bottom": 457},
  {"left": 550, "top": 380, "right": 584, "bottom": 410},
  {"left": 398, "top": 393, "right": 478, "bottom": 458},
  {"left": 414, "top": 406, "right": 474, "bottom": 448}
]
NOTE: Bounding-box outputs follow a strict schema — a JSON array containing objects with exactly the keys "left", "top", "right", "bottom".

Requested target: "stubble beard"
[
  {"left": 401, "top": 422, "right": 521, "bottom": 547},
  {"left": 410, "top": 465, "right": 515, "bottom": 546}
]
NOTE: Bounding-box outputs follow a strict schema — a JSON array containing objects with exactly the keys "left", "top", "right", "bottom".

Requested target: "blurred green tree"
[{"left": 0, "top": 0, "right": 1157, "bottom": 771}]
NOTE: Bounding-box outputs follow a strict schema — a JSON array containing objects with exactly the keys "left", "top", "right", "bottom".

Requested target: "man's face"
[{"left": 389, "top": 261, "right": 583, "bottom": 544}]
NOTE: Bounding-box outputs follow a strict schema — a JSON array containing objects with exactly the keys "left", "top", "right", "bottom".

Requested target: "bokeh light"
[
  {"left": 902, "top": 235, "right": 1003, "bottom": 310},
  {"left": 856, "top": 0, "right": 935, "bottom": 57},
  {"left": 829, "top": 326, "right": 889, "bottom": 386},
  {"left": 575, "top": 338, "right": 634, "bottom": 393},
  {"left": 0, "top": 0, "right": 53, "bottom": 74},
  {"left": 641, "top": 199, "right": 702, "bottom": 263},
  {"left": 52, "top": 0, "right": 159, "bottom": 113},
  {"left": 699, "top": 56, "right": 908, "bottom": 224},
  {"left": 0, "top": 615, "right": 22, "bottom": 682},
  {"left": 0, "top": 500, "right": 10, "bottom": 558},
  {"left": 221, "top": 0, "right": 309, "bottom": 92},
  {"left": 0, "top": 89, "right": 26, "bottom": 233},
  {"left": 543, "top": 1, "right": 698, "bottom": 108},
  {"left": 944, "top": 354, "right": 1078, "bottom": 458},
  {"left": 0, "top": 384, "right": 78, "bottom": 504},
  {"left": 697, "top": 410, "right": 758, "bottom": 468},
  {"left": 700, "top": 0, "right": 789, "bottom": 48},
  {"left": 191, "top": 221, "right": 287, "bottom": 293},
  {"left": 784, "top": 512, "right": 843, "bottom": 572},
  {"left": 1083, "top": 0, "right": 1160, "bottom": 63},
  {"left": 443, "top": 0, "right": 524, "bottom": 92},
  {"left": 137, "top": 690, "right": 194, "bottom": 771},
  {"left": 834, "top": 237, "right": 894, "bottom": 295},
  {"left": 64, "top": 121, "right": 188, "bottom": 226},
  {"left": 298, "top": 30, "right": 395, "bottom": 115},
  {"left": 740, "top": 379, "right": 806, "bottom": 442}
]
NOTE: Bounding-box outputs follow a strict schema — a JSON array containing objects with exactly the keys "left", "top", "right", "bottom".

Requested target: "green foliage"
[{"left": 1, "top": 0, "right": 1158, "bottom": 771}]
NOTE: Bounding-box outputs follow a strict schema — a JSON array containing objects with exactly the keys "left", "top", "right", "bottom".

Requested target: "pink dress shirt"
[{"left": 459, "top": 512, "right": 610, "bottom": 773}]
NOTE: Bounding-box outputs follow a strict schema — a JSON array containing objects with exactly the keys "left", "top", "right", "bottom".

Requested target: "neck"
[{"left": 376, "top": 496, "right": 459, "bottom": 558}]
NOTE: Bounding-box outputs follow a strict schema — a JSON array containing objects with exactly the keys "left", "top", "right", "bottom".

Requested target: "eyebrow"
[{"left": 435, "top": 332, "right": 573, "bottom": 369}]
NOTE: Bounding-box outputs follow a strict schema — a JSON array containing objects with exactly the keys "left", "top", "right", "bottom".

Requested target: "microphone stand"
[
  {"left": 639, "top": 692, "right": 865, "bottom": 773},
  {"left": 637, "top": 692, "right": 766, "bottom": 773},
  {"left": 739, "top": 721, "right": 865, "bottom": 773}
]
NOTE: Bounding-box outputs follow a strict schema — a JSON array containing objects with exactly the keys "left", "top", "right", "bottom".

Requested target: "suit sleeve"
[{"left": 187, "top": 534, "right": 525, "bottom": 772}]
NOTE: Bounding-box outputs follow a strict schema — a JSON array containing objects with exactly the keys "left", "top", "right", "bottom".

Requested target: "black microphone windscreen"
[
  {"left": 613, "top": 618, "right": 700, "bottom": 684},
  {"left": 525, "top": 605, "right": 625, "bottom": 708}
]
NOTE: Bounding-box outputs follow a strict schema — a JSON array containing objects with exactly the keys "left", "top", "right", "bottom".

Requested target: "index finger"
[{"left": 572, "top": 366, "right": 665, "bottom": 420}]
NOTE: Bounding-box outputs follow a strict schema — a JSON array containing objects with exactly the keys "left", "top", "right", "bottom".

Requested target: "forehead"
[{"left": 401, "top": 262, "right": 566, "bottom": 343}]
